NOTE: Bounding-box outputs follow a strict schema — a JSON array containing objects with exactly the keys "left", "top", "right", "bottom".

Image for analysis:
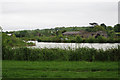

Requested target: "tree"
[
  {"left": 92, "top": 25, "right": 106, "bottom": 32},
  {"left": 107, "top": 26, "right": 113, "bottom": 31},
  {"left": 85, "top": 37, "right": 95, "bottom": 43},
  {"left": 76, "top": 36, "right": 83, "bottom": 43},
  {"left": 100, "top": 23, "right": 107, "bottom": 29},
  {"left": 114, "top": 24, "right": 120, "bottom": 32},
  {"left": 19, "top": 30, "right": 28, "bottom": 37},
  {"left": 89, "top": 22, "right": 98, "bottom": 27},
  {"left": 62, "top": 30, "right": 66, "bottom": 33},
  {"left": 97, "top": 36, "right": 107, "bottom": 43},
  {"left": 108, "top": 30, "right": 115, "bottom": 38}
]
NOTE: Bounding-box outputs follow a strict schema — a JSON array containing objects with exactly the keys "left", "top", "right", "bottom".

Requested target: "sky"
[{"left": 0, "top": 0, "right": 119, "bottom": 31}]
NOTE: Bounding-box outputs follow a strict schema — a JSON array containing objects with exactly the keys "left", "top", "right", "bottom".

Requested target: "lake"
[{"left": 27, "top": 41, "right": 120, "bottom": 50}]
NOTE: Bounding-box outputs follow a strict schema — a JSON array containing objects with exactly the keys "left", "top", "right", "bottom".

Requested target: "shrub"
[
  {"left": 85, "top": 37, "right": 95, "bottom": 43},
  {"left": 96, "top": 36, "right": 107, "bottom": 43},
  {"left": 76, "top": 36, "right": 83, "bottom": 43}
]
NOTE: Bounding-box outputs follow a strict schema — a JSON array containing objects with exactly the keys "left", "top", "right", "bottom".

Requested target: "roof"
[
  {"left": 62, "top": 30, "right": 107, "bottom": 35},
  {"left": 62, "top": 31, "right": 82, "bottom": 35}
]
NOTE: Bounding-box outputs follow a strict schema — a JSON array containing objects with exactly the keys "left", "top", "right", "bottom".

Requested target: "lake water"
[{"left": 28, "top": 41, "right": 120, "bottom": 50}]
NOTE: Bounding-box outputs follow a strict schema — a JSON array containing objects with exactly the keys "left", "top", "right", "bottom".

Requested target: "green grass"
[{"left": 2, "top": 60, "right": 118, "bottom": 78}]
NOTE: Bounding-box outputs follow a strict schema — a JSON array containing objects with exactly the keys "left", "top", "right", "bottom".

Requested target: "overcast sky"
[{"left": 0, "top": 0, "right": 119, "bottom": 31}]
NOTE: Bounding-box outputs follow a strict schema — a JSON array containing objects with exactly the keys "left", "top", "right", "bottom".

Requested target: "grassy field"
[{"left": 2, "top": 60, "right": 118, "bottom": 78}]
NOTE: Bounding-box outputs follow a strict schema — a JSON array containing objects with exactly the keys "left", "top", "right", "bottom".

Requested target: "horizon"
[{"left": 2, "top": 23, "right": 117, "bottom": 32}]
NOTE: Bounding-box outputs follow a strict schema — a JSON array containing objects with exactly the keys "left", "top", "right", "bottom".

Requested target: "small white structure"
[
  {"left": 65, "top": 38, "right": 68, "bottom": 40},
  {"left": 7, "top": 34, "right": 12, "bottom": 36}
]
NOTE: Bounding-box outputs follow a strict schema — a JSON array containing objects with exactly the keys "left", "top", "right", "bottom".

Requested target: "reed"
[{"left": 2, "top": 45, "right": 120, "bottom": 61}]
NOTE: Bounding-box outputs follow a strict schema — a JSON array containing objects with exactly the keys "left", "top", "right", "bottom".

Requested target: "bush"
[
  {"left": 76, "top": 36, "right": 83, "bottom": 43},
  {"left": 96, "top": 36, "right": 107, "bottom": 43},
  {"left": 85, "top": 37, "right": 95, "bottom": 43}
]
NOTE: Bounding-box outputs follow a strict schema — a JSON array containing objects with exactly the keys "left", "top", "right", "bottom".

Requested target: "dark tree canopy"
[
  {"left": 89, "top": 22, "right": 98, "bottom": 26},
  {"left": 114, "top": 24, "right": 120, "bottom": 32},
  {"left": 100, "top": 23, "right": 107, "bottom": 29}
]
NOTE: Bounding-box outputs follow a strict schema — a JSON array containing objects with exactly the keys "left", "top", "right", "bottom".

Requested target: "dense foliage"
[
  {"left": 2, "top": 46, "right": 120, "bottom": 61},
  {"left": 37, "top": 35, "right": 120, "bottom": 43},
  {"left": 5, "top": 23, "right": 120, "bottom": 43},
  {"left": 2, "top": 33, "right": 26, "bottom": 47},
  {"left": 114, "top": 24, "right": 120, "bottom": 32},
  {"left": 2, "top": 33, "right": 35, "bottom": 48}
]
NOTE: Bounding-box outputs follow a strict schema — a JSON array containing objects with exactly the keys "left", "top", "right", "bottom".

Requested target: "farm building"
[{"left": 62, "top": 30, "right": 107, "bottom": 38}]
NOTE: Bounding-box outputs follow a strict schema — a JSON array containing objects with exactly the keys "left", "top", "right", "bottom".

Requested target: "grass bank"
[{"left": 2, "top": 60, "right": 118, "bottom": 78}]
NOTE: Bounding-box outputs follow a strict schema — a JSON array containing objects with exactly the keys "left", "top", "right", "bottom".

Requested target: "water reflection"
[{"left": 28, "top": 41, "right": 119, "bottom": 50}]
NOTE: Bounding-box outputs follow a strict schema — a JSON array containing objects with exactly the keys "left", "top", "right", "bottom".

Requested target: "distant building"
[{"left": 62, "top": 30, "right": 107, "bottom": 38}]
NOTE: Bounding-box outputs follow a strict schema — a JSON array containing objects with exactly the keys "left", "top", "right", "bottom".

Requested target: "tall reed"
[{"left": 2, "top": 45, "right": 120, "bottom": 61}]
